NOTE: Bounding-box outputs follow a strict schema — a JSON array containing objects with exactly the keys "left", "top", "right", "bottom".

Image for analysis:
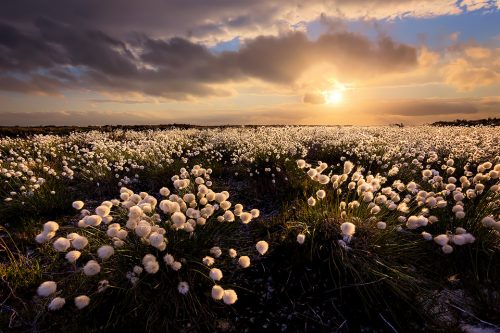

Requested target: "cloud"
[
  {"left": 0, "top": 20, "right": 418, "bottom": 99},
  {"left": 303, "top": 93, "right": 326, "bottom": 104},
  {"left": 442, "top": 58, "right": 500, "bottom": 91},
  {"left": 464, "top": 46, "right": 493, "bottom": 59},
  {"left": 0, "top": 0, "right": 487, "bottom": 45}
]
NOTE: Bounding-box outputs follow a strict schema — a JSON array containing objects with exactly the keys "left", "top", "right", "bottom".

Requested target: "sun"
[
  {"left": 323, "top": 84, "right": 346, "bottom": 105},
  {"left": 324, "top": 89, "right": 343, "bottom": 104}
]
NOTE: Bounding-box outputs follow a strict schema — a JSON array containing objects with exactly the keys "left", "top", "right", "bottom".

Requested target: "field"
[{"left": 1, "top": 125, "right": 499, "bottom": 333}]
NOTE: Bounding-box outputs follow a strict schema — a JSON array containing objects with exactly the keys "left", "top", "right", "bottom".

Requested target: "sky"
[{"left": 0, "top": 0, "right": 499, "bottom": 126}]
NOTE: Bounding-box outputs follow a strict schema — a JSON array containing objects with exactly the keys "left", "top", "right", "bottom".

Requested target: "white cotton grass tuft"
[
  {"left": 422, "top": 231, "right": 433, "bottom": 241},
  {"left": 143, "top": 254, "right": 160, "bottom": 274},
  {"left": 178, "top": 281, "right": 189, "bottom": 295},
  {"left": 97, "top": 245, "right": 115, "bottom": 260},
  {"left": 83, "top": 260, "right": 101, "bottom": 276},
  {"left": 159, "top": 187, "right": 170, "bottom": 197},
  {"left": 209, "top": 268, "right": 223, "bottom": 281},
  {"left": 296, "top": 233, "right": 306, "bottom": 244},
  {"left": 53, "top": 237, "right": 71, "bottom": 252},
  {"left": 43, "top": 221, "right": 59, "bottom": 233},
  {"left": 37, "top": 281, "right": 57, "bottom": 297},
  {"left": 171, "top": 211, "right": 186, "bottom": 228},
  {"left": 256, "top": 240, "right": 269, "bottom": 255},
  {"left": 35, "top": 231, "right": 55, "bottom": 244},
  {"left": 144, "top": 260, "right": 160, "bottom": 274},
  {"left": 72, "top": 200, "right": 84, "bottom": 210},
  {"left": 340, "top": 222, "right": 356, "bottom": 236},
  {"left": 202, "top": 256, "right": 215, "bottom": 266},
  {"left": 376, "top": 221, "right": 387, "bottom": 230},
  {"left": 163, "top": 253, "right": 174, "bottom": 265},
  {"left": 238, "top": 256, "right": 251, "bottom": 268},
  {"left": 171, "top": 261, "right": 182, "bottom": 271},
  {"left": 316, "top": 189, "right": 326, "bottom": 199},
  {"left": 433, "top": 234, "right": 449, "bottom": 246},
  {"left": 95, "top": 205, "right": 111, "bottom": 217},
  {"left": 211, "top": 285, "right": 224, "bottom": 300},
  {"left": 442, "top": 244, "right": 454, "bottom": 254},
  {"left": 222, "top": 289, "right": 238, "bottom": 305},
  {"left": 65, "top": 250, "right": 81, "bottom": 263},
  {"left": 228, "top": 248, "right": 237, "bottom": 258},
  {"left": 239, "top": 212, "right": 253, "bottom": 224},
  {"left": 71, "top": 235, "right": 89, "bottom": 250},
  {"left": 307, "top": 196, "right": 316, "bottom": 206},
  {"left": 74, "top": 295, "right": 90, "bottom": 309},
  {"left": 250, "top": 209, "right": 260, "bottom": 218},
  {"left": 343, "top": 161, "right": 354, "bottom": 174},
  {"left": 48, "top": 297, "right": 65, "bottom": 311},
  {"left": 210, "top": 246, "right": 222, "bottom": 258},
  {"left": 296, "top": 159, "right": 306, "bottom": 169},
  {"left": 84, "top": 215, "right": 102, "bottom": 227}
]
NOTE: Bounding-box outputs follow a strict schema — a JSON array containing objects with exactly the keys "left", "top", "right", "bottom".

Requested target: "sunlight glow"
[{"left": 323, "top": 84, "right": 346, "bottom": 105}]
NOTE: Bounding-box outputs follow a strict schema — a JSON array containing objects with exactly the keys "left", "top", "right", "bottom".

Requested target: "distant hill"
[{"left": 431, "top": 118, "right": 500, "bottom": 127}]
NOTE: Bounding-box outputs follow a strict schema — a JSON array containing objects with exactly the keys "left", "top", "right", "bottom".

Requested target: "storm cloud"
[{"left": 0, "top": 18, "right": 418, "bottom": 99}]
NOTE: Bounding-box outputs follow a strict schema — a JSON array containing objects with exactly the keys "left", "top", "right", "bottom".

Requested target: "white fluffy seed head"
[
  {"left": 83, "top": 260, "right": 101, "bottom": 276},
  {"left": 297, "top": 233, "right": 305, "bottom": 244},
  {"left": 171, "top": 261, "right": 182, "bottom": 271},
  {"left": 164, "top": 253, "right": 175, "bottom": 265},
  {"left": 422, "top": 231, "right": 433, "bottom": 241},
  {"left": 144, "top": 260, "right": 160, "bottom": 274},
  {"left": 67, "top": 232, "right": 80, "bottom": 241},
  {"left": 149, "top": 232, "right": 164, "bottom": 248},
  {"left": 250, "top": 209, "right": 260, "bottom": 218},
  {"left": 202, "top": 256, "right": 215, "bottom": 266},
  {"left": 53, "top": 237, "right": 71, "bottom": 252},
  {"left": 434, "top": 234, "right": 449, "bottom": 246},
  {"left": 159, "top": 187, "right": 170, "bottom": 197},
  {"left": 442, "top": 244, "right": 454, "bottom": 254},
  {"left": 340, "top": 222, "right": 356, "bottom": 236},
  {"left": 223, "top": 289, "right": 238, "bottom": 305},
  {"left": 317, "top": 190, "right": 326, "bottom": 199},
  {"left": 84, "top": 215, "right": 102, "bottom": 226},
  {"left": 43, "top": 221, "right": 59, "bottom": 233},
  {"left": 223, "top": 210, "right": 235, "bottom": 222},
  {"left": 95, "top": 205, "right": 111, "bottom": 217},
  {"left": 178, "top": 281, "right": 189, "bottom": 295},
  {"left": 211, "top": 285, "right": 224, "bottom": 300},
  {"left": 240, "top": 212, "right": 252, "bottom": 224},
  {"left": 97, "top": 245, "right": 114, "bottom": 260},
  {"left": 210, "top": 246, "right": 222, "bottom": 258},
  {"left": 256, "top": 240, "right": 269, "bottom": 255},
  {"left": 65, "top": 250, "right": 81, "bottom": 263},
  {"left": 48, "top": 297, "right": 65, "bottom": 311},
  {"left": 209, "top": 268, "right": 223, "bottom": 281},
  {"left": 238, "top": 256, "right": 251, "bottom": 268},
  {"left": 37, "top": 281, "right": 57, "bottom": 297},
  {"left": 135, "top": 221, "right": 152, "bottom": 237},
  {"left": 72, "top": 236, "right": 89, "bottom": 250},
  {"left": 171, "top": 211, "right": 186, "bottom": 228},
  {"left": 74, "top": 295, "right": 90, "bottom": 309},
  {"left": 72, "top": 201, "right": 84, "bottom": 210}
]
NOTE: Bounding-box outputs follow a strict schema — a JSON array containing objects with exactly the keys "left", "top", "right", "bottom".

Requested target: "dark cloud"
[
  {"left": 303, "top": 93, "right": 326, "bottom": 104},
  {"left": 0, "top": 0, "right": 471, "bottom": 42},
  {"left": 0, "top": 18, "right": 418, "bottom": 99}
]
